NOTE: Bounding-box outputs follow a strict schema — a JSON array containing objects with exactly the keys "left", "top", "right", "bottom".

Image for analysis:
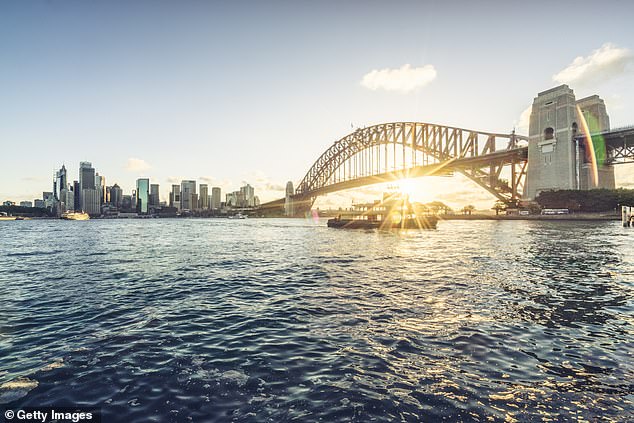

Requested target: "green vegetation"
[
  {"left": 0, "top": 205, "right": 52, "bottom": 217},
  {"left": 535, "top": 189, "right": 634, "bottom": 213}
]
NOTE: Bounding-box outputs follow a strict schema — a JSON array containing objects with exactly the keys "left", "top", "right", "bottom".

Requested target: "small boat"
[
  {"left": 229, "top": 213, "right": 247, "bottom": 219},
  {"left": 327, "top": 193, "right": 438, "bottom": 230},
  {"left": 61, "top": 211, "right": 90, "bottom": 221}
]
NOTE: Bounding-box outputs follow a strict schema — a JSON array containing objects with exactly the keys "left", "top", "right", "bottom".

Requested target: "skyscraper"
[
  {"left": 211, "top": 187, "right": 221, "bottom": 209},
  {"left": 79, "top": 162, "right": 99, "bottom": 215},
  {"left": 136, "top": 178, "right": 150, "bottom": 214},
  {"left": 95, "top": 173, "right": 106, "bottom": 205},
  {"left": 240, "top": 184, "right": 255, "bottom": 207},
  {"left": 110, "top": 184, "right": 123, "bottom": 209},
  {"left": 150, "top": 184, "right": 160, "bottom": 208},
  {"left": 170, "top": 185, "right": 181, "bottom": 210},
  {"left": 199, "top": 184, "right": 209, "bottom": 209},
  {"left": 54, "top": 165, "right": 67, "bottom": 201},
  {"left": 180, "top": 180, "right": 196, "bottom": 210}
]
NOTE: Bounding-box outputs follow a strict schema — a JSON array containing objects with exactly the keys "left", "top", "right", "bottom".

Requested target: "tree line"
[{"left": 535, "top": 189, "right": 634, "bottom": 212}]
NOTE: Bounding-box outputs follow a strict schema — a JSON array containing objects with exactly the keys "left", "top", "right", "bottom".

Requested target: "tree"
[
  {"left": 492, "top": 201, "right": 507, "bottom": 216},
  {"left": 462, "top": 205, "right": 476, "bottom": 215}
]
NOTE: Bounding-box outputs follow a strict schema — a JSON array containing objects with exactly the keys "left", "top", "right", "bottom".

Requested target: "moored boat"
[
  {"left": 327, "top": 193, "right": 438, "bottom": 230},
  {"left": 61, "top": 211, "right": 90, "bottom": 220}
]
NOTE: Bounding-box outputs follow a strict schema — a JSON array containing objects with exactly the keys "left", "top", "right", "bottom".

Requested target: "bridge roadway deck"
[{"left": 260, "top": 146, "right": 528, "bottom": 209}]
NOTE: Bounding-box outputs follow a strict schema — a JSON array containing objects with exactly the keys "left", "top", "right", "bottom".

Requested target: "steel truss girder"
[{"left": 296, "top": 122, "right": 528, "bottom": 204}]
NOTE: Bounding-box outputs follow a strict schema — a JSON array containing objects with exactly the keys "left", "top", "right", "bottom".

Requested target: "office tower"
[
  {"left": 59, "top": 183, "right": 74, "bottom": 213},
  {"left": 78, "top": 162, "right": 98, "bottom": 214},
  {"left": 95, "top": 173, "right": 106, "bottom": 205},
  {"left": 122, "top": 195, "right": 132, "bottom": 211},
  {"left": 136, "top": 178, "right": 150, "bottom": 214},
  {"left": 54, "top": 165, "right": 67, "bottom": 201},
  {"left": 131, "top": 190, "right": 137, "bottom": 210},
  {"left": 240, "top": 184, "right": 255, "bottom": 207},
  {"left": 199, "top": 184, "right": 209, "bottom": 209},
  {"left": 34, "top": 199, "right": 45, "bottom": 208},
  {"left": 110, "top": 184, "right": 123, "bottom": 209},
  {"left": 180, "top": 180, "right": 196, "bottom": 210},
  {"left": 211, "top": 187, "right": 221, "bottom": 209},
  {"left": 150, "top": 184, "right": 160, "bottom": 208},
  {"left": 73, "top": 181, "right": 80, "bottom": 211},
  {"left": 170, "top": 185, "right": 181, "bottom": 210}
]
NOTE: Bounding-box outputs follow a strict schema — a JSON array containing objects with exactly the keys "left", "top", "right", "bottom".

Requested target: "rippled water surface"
[{"left": 0, "top": 218, "right": 632, "bottom": 421}]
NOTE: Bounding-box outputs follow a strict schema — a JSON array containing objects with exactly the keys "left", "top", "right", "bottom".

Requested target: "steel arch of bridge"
[{"left": 295, "top": 122, "right": 529, "bottom": 206}]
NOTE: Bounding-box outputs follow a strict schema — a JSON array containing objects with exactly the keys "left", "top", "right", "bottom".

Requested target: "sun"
[{"left": 395, "top": 178, "right": 419, "bottom": 199}]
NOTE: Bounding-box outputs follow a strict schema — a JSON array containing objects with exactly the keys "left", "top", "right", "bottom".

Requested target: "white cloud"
[
  {"left": 553, "top": 43, "right": 633, "bottom": 86},
  {"left": 513, "top": 105, "right": 532, "bottom": 135},
  {"left": 125, "top": 158, "right": 151, "bottom": 172},
  {"left": 361, "top": 64, "right": 437, "bottom": 93}
]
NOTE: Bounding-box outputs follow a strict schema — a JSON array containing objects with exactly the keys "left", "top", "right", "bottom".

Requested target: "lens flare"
[{"left": 576, "top": 105, "right": 599, "bottom": 187}]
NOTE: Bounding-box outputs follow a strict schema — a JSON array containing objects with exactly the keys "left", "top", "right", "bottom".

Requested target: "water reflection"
[{"left": 0, "top": 219, "right": 632, "bottom": 421}]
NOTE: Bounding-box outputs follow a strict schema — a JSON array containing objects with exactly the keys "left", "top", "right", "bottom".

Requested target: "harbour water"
[{"left": 0, "top": 219, "right": 632, "bottom": 421}]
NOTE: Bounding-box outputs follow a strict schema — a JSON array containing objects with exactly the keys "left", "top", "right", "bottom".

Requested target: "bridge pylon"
[{"left": 525, "top": 85, "right": 615, "bottom": 199}]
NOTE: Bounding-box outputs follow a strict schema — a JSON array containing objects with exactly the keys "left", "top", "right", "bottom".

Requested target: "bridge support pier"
[{"left": 525, "top": 85, "right": 615, "bottom": 199}]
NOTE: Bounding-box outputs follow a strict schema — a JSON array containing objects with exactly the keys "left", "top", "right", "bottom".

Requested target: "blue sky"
[{"left": 1, "top": 0, "right": 633, "bottom": 207}]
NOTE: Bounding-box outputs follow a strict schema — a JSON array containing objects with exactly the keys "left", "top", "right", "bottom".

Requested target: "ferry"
[
  {"left": 61, "top": 211, "right": 90, "bottom": 221},
  {"left": 327, "top": 193, "right": 438, "bottom": 230},
  {"left": 0, "top": 212, "right": 26, "bottom": 221}
]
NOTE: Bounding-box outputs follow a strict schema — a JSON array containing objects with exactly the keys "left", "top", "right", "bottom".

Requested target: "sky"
[{"left": 1, "top": 0, "right": 633, "bottom": 209}]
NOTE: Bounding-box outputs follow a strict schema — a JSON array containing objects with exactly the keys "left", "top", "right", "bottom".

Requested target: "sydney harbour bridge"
[{"left": 261, "top": 85, "right": 634, "bottom": 216}]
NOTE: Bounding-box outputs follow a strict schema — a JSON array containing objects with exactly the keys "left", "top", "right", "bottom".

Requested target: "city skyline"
[{"left": 2, "top": 1, "right": 634, "bottom": 209}]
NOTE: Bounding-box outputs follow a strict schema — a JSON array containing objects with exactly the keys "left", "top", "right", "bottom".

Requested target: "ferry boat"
[
  {"left": 61, "top": 211, "right": 90, "bottom": 221},
  {"left": 327, "top": 193, "right": 438, "bottom": 230}
]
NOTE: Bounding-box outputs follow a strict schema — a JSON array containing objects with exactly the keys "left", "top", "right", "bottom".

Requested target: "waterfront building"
[
  {"left": 43, "top": 192, "right": 55, "bottom": 210},
  {"left": 96, "top": 173, "right": 107, "bottom": 205},
  {"left": 59, "top": 184, "right": 74, "bottom": 212},
  {"left": 78, "top": 162, "right": 95, "bottom": 207},
  {"left": 131, "top": 190, "right": 137, "bottom": 210},
  {"left": 73, "top": 181, "right": 80, "bottom": 212},
  {"left": 180, "top": 180, "right": 196, "bottom": 210},
  {"left": 34, "top": 199, "right": 45, "bottom": 208},
  {"left": 169, "top": 185, "right": 181, "bottom": 210},
  {"left": 199, "top": 184, "right": 209, "bottom": 209},
  {"left": 110, "top": 184, "right": 123, "bottom": 209},
  {"left": 121, "top": 195, "right": 132, "bottom": 211},
  {"left": 19, "top": 201, "right": 32, "bottom": 208},
  {"left": 150, "top": 184, "right": 160, "bottom": 208},
  {"left": 2, "top": 201, "right": 15, "bottom": 206},
  {"left": 54, "top": 165, "right": 67, "bottom": 201},
  {"left": 81, "top": 188, "right": 100, "bottom": 215},
  {"left": 211, "top": 187, "right": 221, "bottom": 209},
  {"left": 240, "top": 184, "right": 255, "bottom": 207},
  {"left": 136, "top": 178, "right": 150, "bottom": 214}
]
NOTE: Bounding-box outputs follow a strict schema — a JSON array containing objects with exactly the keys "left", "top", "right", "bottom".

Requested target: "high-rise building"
[
  {"left": 122, "top": 195, "right": 132, "bottom": 211},
  {"left": 180, "top": 180, "right": 196, "bottom": 210},
  {"left": 78, "top": 162, "right": 96, "bottom": 212},
  {"left": 170, "top": 185, "right": 181, "bottom": 210},
  {"left": 211, "top": 187, "right": 221, "bottom": 209},
  {"left": 81, "top": 188, "right": 100, "bottom": 215},
  {"left": 150, "top": 184, "right": 160, "bottom": 208},
  {"left": 240, "top": 184, "right": 255, "bottom": 207},
  {"left": 54, "top": 165, "right": 67, "bottom": 201},
  {"left": 95, "top": 173, "right": 107, "bottom": 205},
  {"left": 285, "top": 181, "right": 294, "bottom": 216},
  {"left": 199, "top": 184, "right": 209, "bottom": 209},
  {"left": 34, "top": 199, "right": 45, "bottom": 208},
  {"left": 110, "top": 184, "right": 123, "bottom": 209},
  {"left": 73, "top": 181, "right": 80, "bottom": 211},
  {"left": 136, "top": 178, "right": 150, "bottom": 214}
]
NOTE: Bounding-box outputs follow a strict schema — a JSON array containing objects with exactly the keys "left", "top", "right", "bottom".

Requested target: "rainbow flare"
[{"left": 576, "top": 104, "right": 599, "bottom": 187}]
